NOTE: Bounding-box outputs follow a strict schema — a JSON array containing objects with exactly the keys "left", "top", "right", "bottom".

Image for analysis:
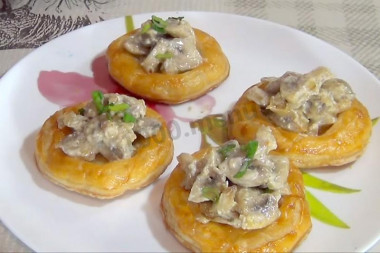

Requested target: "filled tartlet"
[
  {"left": 228, "top": 67, "right": 372, "bottom": 169},
  {"left": 106, "top": 16, "right": 230, "bottom": 104},
  {"left": 161, "top": 126, "right": 311, "bottom": 252},
  {"left": 35, "top": 91, "right": 174, "bottom": 199}
]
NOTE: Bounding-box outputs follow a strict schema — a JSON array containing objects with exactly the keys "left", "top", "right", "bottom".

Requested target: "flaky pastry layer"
[
  {"left": 106, "top": 29, "right": 230, "bottom": 104},
  {"left": 35, "top": 103, "right": 174, "bottom": 199},
  {"left": 161, "top": 148, "right": 311, "bottom": 252},
  {"left": 228, "top": 83, "right": 372, "bottom": 169}
]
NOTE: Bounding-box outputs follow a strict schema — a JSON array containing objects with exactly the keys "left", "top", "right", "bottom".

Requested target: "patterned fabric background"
[
  {"left": 0, "top": 0, "right": 379, "bottom": 251},
  {"left": 1, "top": 0, "right": 379, "bottom": 78}
]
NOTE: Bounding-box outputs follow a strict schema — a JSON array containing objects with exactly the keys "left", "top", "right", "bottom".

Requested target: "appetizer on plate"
[
  {"left": 228, "top": 67, "right": 372, "bottom": 169},
  {"left": 106, "top": 16, "right": 230, "bottom": 104},
  {"left": 35, "top": 91, "right": 174, "bottom": 199},
  {"left": 161, "top": 126, "right": 311, "bottom": 252}
]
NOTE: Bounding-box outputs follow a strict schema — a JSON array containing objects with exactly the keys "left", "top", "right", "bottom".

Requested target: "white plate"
[{"left": 0, "top": 12, "right": 379, "bottom": 252}]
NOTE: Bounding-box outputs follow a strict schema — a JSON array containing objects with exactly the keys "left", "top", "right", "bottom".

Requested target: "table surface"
[{"left": 1, "top": 0, "right": 379, "bottom": 252}]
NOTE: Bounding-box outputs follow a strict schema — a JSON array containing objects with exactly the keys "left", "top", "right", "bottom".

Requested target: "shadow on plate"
[
  {"left": 20, "top": 129, "right": 138, "bottom": 207},
  {"left": 143, "top": 175, "right": 188, "bottom": 252}
]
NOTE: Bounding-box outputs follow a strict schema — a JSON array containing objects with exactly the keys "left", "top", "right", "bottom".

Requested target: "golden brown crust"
[
  {"left": 35, "top": 103, "right": 174, "bottom": 199},
  {"left": 106, "top": 29, "right": 230, "bottom": 104},
  {"left": 161, "top": 148, "right": 312, "bottom": 252},
  {"left": 228, "top": 83, "right": 372, "bottom": 169}
]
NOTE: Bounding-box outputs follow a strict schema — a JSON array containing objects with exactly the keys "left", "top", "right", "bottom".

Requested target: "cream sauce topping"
[
  {"left": 179, "top": 126, "right": 290, "bottom": 230},
  {"left": 124, "top": 16, "right": 203, "bottom": 74},
  {"left": 57, "top": 93, "right": 161, "bottom": 161},
  {"left": 246, "top": 67, "right": 355, "bottom": 135}
]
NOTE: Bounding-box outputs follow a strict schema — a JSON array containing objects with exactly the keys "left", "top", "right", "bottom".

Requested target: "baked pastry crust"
[
  {"left": 106, "top": 29, "right": 230, "bottom": 104},
  {"left": 35, "top": 102, "right": 174, "bottom": 199},
  {"left": 228, "top": 83, "right": 372, "bottom": 169},
  {"left": 161, "top": 148, "right": 311, "bottom": 252}
]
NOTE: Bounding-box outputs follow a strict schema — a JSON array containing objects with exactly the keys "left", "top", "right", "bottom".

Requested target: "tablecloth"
[{"left": 1, "top": 0, "right": 379, "bottom": 252}]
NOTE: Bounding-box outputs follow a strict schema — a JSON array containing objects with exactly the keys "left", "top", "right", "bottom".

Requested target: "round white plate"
[{"left": 0, "top": 12, "right": 379, "bottom": 252}]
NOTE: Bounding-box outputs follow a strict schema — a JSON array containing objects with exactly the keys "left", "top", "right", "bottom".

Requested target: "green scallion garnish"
[
  {"left": 155, "top": 52, "right": 173, "bottom": 60},
  {"left": 264, "top": 188, "right": 275, "bottom": 194},
  {"left": 141, "top": 23, "right": 151, "bottom": 33},
  {"left": 233, "top": 141, "right": 258, "bottom": 178},
  {"left": 218, "top": 143, "right": 236, "bottom": 158},
  {"left": 151, "top": 15, "right": 167, "bottom": 33},
  {"left": 123, "top": 113, "right": 136, "bottom": 123},
  {"left": 234, "top": 160, "right": 251, "bottom": 178},
  {"left": 202, "top": 186, "right": 220, "bottom": 202},
  {"left": 92, "top": 90, "right": 105, "bottom": 113},
  {"left": 109, "top": 103, "right": 129, "bottom": 112},
  {"left": 243, "top": 140, "right": 258, "bottom": 159}
]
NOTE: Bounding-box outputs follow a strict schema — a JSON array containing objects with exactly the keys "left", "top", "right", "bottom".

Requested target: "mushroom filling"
[
  {"left": 246, "top": 67, "right": 355, "bottom": 135},
  {"left": 179, "top": 126, "right": 290, "bottom": 230},
  {"left": 57, "top": 92, "right": 161, "bottom": 161},
  {"left": 124, "top": 16, "right": 203, "bottom": 74}
]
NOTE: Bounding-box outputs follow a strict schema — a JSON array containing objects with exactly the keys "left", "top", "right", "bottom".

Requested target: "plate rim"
[{"left": 0, "top": 10, "right": 379, "bottom": 252}]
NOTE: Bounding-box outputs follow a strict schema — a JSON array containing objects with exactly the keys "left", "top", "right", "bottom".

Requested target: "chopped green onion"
[
  {"left": 152, "top": 15, "right": 167, "bottom": 27},
  {"left": 202, "top": 186, "right": 220, "bottom": 202},
  {"left": 233, "top": 141, "right": 258, "bottom": 178},
  {"left": 218, "top": 143, "right": 236, "bottom": 158},
  {"left": 92, "top": 90, "right": 104, "bottom": 113},
  {"left": 109, "top": 103, "right": 129, "bottom": 112},
  {"left": 78, "top": 108, "right": 85, "bottom": 116},
  {"left": 102, "top": 105, "right": 110, "bottom": 113},
  {"left": 263, "top": 188, "right": 275, "bottom": 194},
  {"left": 155, "top": 52, "right": 173, "bottom": 60},
  {"left": 234, "top": 160, "right": 251, "bottom": 178},
  {"left": 141, "top": 23, "right": 151, "bottom": 33},
  {"left": 151, "top": 15, "right": 167, "bottom": 33},
  {"left": 243, "top": 140, "right": 258, "bottom": 159},
  {"left": 123, "top": 113, "right": 136, "bottom": 123}
]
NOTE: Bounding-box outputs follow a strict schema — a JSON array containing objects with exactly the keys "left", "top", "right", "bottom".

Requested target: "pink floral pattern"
[{"left": 37, "top": 54, "right": 216, "bottom": 127}]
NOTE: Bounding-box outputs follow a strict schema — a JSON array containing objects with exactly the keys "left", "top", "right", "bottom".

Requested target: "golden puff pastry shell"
[
  {"left": 35, "top": 102, "right": 174, "bottom": 199},
  {"left": 161, "top": 148, "right": 311, "bottom": 252},
  {"left": 228, "top": 84, "right": 372, "bottom": 169},
  {"left": 106, "top": 29, "right": 230, "bottom": 104}
]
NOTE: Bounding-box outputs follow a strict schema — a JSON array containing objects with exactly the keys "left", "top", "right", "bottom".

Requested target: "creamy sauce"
[
  {"left": 246, "top": 67, "right": 355, "bottom": 135},
  {"left": 124, "top": 16, "right": 203, "bottom": 74},
  {"left": 178, "top": 126, "right": 290, "bottom": 230},
  {"left": 57, "top": 93, "right": 161, "bottom": 161}
]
